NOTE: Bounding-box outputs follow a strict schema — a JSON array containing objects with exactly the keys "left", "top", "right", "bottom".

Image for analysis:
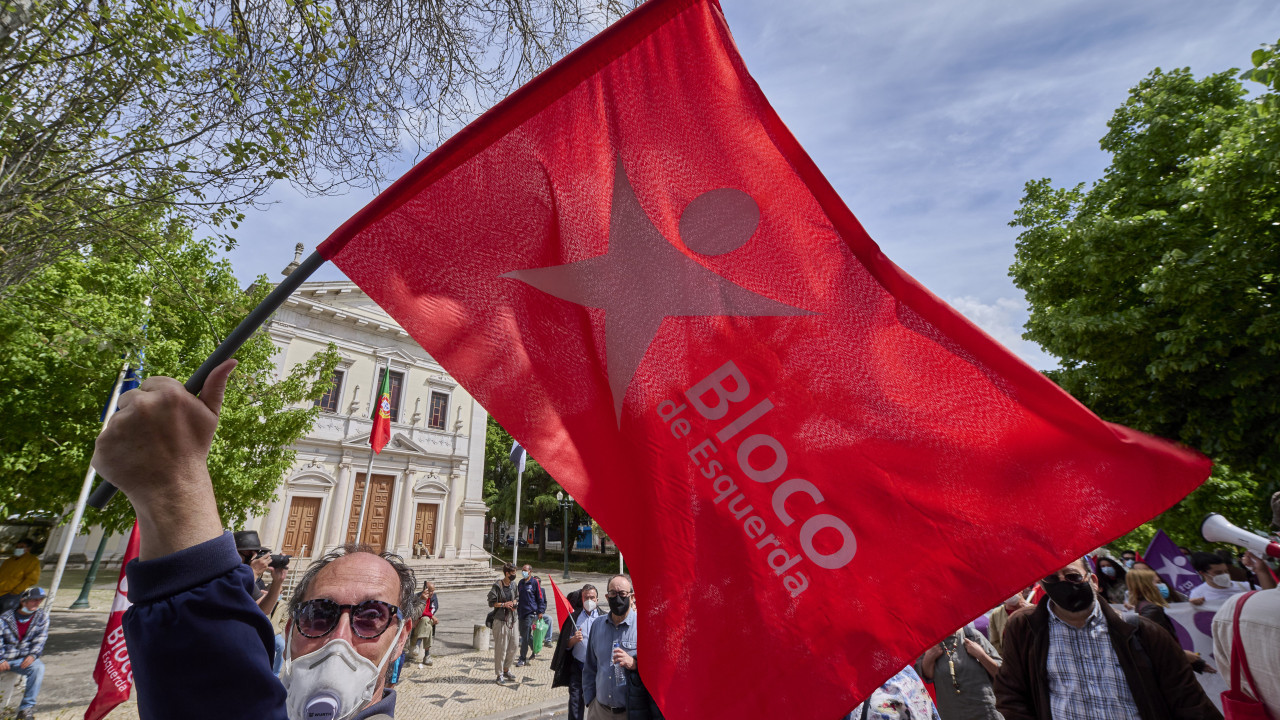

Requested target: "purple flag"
[{"left": 1143, "top": 529, "right": 1202, "bottom": 596}]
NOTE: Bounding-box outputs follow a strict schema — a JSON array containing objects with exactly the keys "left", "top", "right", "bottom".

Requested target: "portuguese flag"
[{"left": 370, "top": 367, "right": 392, "bottom": 454}]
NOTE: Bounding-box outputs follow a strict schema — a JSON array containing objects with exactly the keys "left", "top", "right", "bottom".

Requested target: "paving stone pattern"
[{"left": 23, "top": 569, "right": 613, "bottom": 720}]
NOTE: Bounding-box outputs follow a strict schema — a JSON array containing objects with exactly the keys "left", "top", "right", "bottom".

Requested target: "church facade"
[{"left": 239, "top": 274, "right": 490, "bottom": 560}]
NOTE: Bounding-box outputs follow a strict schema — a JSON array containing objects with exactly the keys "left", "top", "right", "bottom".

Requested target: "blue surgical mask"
[
  {"left": 1101, "top": 566, "right": 1116, "bottom": 578},
  {"left": 1123, "top": 559, "right": 1135, "bottom": 569},
  {"left": 1157, "top": 583, "right": 1170, "bottom": 600},
  {"left": 521, "top": 570, "right": 529, "bottom": 579}
]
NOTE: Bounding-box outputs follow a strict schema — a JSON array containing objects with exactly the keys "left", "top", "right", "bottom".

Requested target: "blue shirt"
[
  {"left": 570, "top": 607, "right": 603, "bottom": 664},
  {"left": 581, "top": 610, "right": 637, "bottom": 709}
]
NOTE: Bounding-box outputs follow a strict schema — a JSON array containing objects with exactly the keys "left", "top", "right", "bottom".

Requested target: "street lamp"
[{"left": 557, "top": 490, "right": 573, "bottom": 580}]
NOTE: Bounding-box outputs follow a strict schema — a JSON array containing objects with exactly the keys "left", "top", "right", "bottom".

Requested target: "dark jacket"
[
  {"left": 551, "top": 590, "right": 583, "bottom": 688},
  {"left": 625, "top": 665, "right": 665, "bottom": 720},
  {"left": 993, "top": 594, "right": 1221, "bottom": 720},
  {"left": 123, "top": 532, "right": 398, "bottom": 719},
  {"left": 517, "top": 575, "right": 546, "bottom": 617},
  {"left": 1135, "top": 601, "right": 1208, "bottom": 673}
]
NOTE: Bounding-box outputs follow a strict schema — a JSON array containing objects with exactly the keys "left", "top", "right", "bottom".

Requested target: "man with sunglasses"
[
  {"left": 582, "top": 575, "right": 638, "bottom": 719},
  {"left": 91, "top": 359, "right": 422, "bottom": 719},
  {"left": 993, "top": 558, "right": 1220, "bottom": 720}
]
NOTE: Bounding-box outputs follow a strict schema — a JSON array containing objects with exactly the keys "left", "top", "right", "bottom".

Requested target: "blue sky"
[{"left": 223, "top": 0, "right": 1280, "bottom": 370}]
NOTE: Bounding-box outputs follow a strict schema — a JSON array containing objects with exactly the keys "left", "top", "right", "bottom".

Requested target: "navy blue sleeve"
[
  {"left": 123, "top": 532, "right": 287, "bottom": 720},
  {"left": 536, "top": 579, "right": 547, "bottom": 614}
]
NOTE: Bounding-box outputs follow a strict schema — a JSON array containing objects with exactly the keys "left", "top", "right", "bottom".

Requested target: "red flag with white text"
[
  {"left": 317, "top": 0, "right": 1211, "bottom": 716},
  {"left": 85, "top": 521, "right": 139, "bottom": 720}
]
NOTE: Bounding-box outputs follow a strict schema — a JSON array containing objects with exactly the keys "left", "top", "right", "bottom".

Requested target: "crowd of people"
[
  {"left": 841, "top": 516, "right": 1280, "bottom": 720},
  {"left": 23, "top": 358, "right": 1268, "bottom": 720}
]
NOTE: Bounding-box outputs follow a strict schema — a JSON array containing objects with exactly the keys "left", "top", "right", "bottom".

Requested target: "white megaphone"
[{"left": 1201, "top": 513, "right": 1280, "bottom": 559}]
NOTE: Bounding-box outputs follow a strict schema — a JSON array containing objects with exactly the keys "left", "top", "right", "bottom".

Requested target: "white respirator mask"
[
  {"left": 1208, "top": 573, "right": 1233, "bottom": 589},
  {"left": 583, "top": 600, "right": 598, "bottom": 614},
  {"left": 279, "top": 621, "right": 402, "bottom": 720}
]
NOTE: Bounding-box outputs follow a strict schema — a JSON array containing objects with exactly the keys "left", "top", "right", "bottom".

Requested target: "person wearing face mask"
[
  {"left": 987, "top": 589, "right": 1031, "bottom": 658},
  {"left": 1120, "top": 549, "right": 1138, "bottom": 568},
  {"left": 488, "top": 563, "right": 520, "bottom": 684},
  {"left": 1124, "top": 568, "right": 1214, "bottom": 675},
  {"left": 516, "top": 563, "right": 547, "bottom": 666},
  {"left": 551, "top": 588, "right": 588, "bottom": 720},
  {"left": 993, "top": 558, "right": 1221, "bottom": 720},
  {"left": 555, "top": 584, "right": 602, "bottom": 720},
  {"left": 582, "top": 575, "right": 638, "bottom": 719},
  {"left": 0, "top": 587, "right": 49, "bottom": 719},
  {"left": 90, "top": 360, "right": 423, "bottom": 720},
  {"left": 0, "top": 541, "right": 40, "bottom": 614},
  {"left": 1188, "top": 551, "right": 1252, "bottom": 608},
  {"left": 1092, "top": 556, "right": 1127, "bottom": 604}
]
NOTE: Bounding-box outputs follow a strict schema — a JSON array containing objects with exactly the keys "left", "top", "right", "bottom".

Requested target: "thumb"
[{"left": 199, "top": 358, "right": 238, "bottom": 416}]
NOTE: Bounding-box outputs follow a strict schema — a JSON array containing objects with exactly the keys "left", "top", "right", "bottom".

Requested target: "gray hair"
[{"left": 288, "top": 542, "right": 422, "bottom": 622}]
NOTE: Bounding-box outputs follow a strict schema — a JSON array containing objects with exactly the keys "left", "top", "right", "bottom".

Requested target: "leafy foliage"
[
  {"left": 482, "top": 416, "right": 587, "bottom": 561},
  {"left": 0, "top": 0, "right": 634, "bottom": 292},
  {"left": 1010, "top": 45, "right": 1280, "bottom": 542},
  {"left": 0, "top": 210, "right": 338, "bottom": 533}
]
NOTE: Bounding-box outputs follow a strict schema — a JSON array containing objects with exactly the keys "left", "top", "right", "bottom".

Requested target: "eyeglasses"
[
  {"left": 1043, "top": 572, "right": 1087, "bottom": 585},
  {"left": 605, "top": 590, "right": 632, "bottom": 599},
  {"left": 293, "top": 599, "right": 402, "bottom": 639}
]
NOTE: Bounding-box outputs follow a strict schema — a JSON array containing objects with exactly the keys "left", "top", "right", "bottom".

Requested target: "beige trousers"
[
  {"left": 586, "top": 700, "right": 626, "bottom": 720},
  {"left": 493, "top": 618, "right": 518, "bottom": 676}
]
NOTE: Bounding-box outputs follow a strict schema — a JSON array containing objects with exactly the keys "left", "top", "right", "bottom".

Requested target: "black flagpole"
[{"left": 87, "top": 251, "right": 329, "bottom": 509}]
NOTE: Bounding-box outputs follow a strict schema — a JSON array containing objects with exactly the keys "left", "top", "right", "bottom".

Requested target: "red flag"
[
  {"left": 85, "top": 521, "right": 140, "bottom": 720},
  {"left": 370, "top": 364, "right": 392, "bottom": 454},
  {"left": 317, "top": 0, "right": 1211, "bottom": 716},
  {"left": 547, "top": 576, "right": 574, "bottom": 631}
]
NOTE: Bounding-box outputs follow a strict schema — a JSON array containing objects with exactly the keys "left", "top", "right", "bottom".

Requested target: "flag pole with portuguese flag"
[{"left": 355, "top": 356, "right": 393, "bottom": 542}]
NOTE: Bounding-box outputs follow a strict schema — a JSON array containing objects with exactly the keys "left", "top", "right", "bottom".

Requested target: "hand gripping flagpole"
[{"left": 86, "top": 251, "right": 329, "bottom": 509}]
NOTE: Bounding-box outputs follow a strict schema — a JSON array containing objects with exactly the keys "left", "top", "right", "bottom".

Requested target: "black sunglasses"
[
  {"left": 294, "top": 599, "right": 402, "bottom": 639},
  {"left": 1043, "top": 571, "right": 1087, "bottom": 585}
]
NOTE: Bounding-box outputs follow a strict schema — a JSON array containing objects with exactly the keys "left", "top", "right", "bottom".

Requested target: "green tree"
[
  {"left": 1009, "top": 46, "right": 1280, "bottom": 544},
  {"left": 482, "top": 416, "right": 584, "bottom": 563},
  {"left": 0, "top": 209, "right": 338, "bottom": 533},
  {"left": 0, "top": 0, "right": 631, "bottom": 293}
]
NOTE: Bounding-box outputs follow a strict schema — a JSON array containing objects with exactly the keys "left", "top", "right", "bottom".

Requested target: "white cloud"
[
  {"left": 944, "top": 295, "right": 1057, "bottom": 371},
  {"left": 216, "top": 0, "right": 1278, "bottom": 374}
]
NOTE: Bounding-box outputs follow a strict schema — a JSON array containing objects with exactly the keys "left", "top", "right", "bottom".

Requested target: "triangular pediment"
[{"left": 341, "top": 431, "right": 429, "bottom": 455}]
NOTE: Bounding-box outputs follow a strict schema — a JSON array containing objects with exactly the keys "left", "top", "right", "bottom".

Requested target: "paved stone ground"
[{"left": 17, "top": 569, "right": 612, "bottom": 719}]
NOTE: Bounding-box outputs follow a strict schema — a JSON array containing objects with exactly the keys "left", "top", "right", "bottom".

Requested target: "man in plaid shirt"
[
  {"left": 1, "top": 586, "right": 49, "bottom": 719},
  {"left": 994, "top": 558, "right": 1220, "bottom": 720}
]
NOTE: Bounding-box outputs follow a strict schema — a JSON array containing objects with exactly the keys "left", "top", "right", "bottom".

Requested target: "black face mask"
[
  {"left": 1042, "top": 578, "right": 1095, "bottom": 613},
  {"left": 608, "top": 594, "right": 631, "bottom": 616}
]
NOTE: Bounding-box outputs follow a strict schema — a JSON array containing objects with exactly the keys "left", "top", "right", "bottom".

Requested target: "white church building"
[{"left": 51, "top": 248, "right": 491, "bottom": 564}]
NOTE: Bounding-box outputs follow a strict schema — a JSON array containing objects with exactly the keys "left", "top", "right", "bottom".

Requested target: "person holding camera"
[
  {"left": 235, "top": 531, "right": 291, "bottom": 673},
  {"left": 234, "top": 531, "right": 290, "bottom": 616}
]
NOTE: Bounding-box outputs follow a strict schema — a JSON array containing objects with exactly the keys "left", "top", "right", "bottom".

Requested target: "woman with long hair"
[
  {"left": 1095, "top": 556, "right": 1128, "bottom": 604},
  {"left": 1125, "top": 568, "right": 1214, "bottom": 674}
]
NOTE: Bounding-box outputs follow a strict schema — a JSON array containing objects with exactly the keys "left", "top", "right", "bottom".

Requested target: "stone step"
[{"left": 275, "top": 557, "right": 502, "bottom": 608}]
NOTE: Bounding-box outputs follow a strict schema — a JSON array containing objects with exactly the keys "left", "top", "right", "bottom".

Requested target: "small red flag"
[
  {"left": 317, "top": 0, "right": 1211, "bottom": 716},
  {"left": 548, "top": 576, "right": 574, "bottom": 631},
  {"left": 85, "top": 521, "right": 140, "bottom": 720},
  {"left": 370, "top": 366, "right": 392, "bottom": 454}
]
